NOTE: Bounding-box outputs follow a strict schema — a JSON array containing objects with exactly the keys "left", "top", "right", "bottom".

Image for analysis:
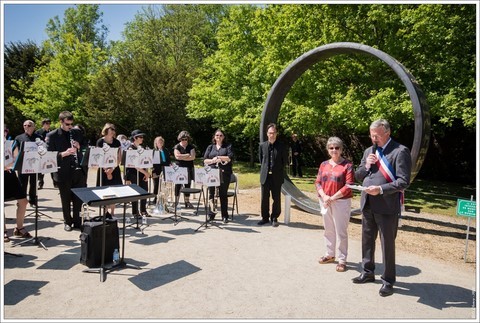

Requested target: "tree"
[
  {"left": 8, "top": 4, "right": 108, "bottom": 128},
  {"left": 4, "top": 41, "right": 45, "bottom": 134},
  {"left": 84, "top": 4, "right": 228, "bottom": 147}
]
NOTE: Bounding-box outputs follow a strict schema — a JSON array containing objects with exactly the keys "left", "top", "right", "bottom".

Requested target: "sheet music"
[
  {"left": 346, "top": 184, "right": 366, "bottom": 191},
  {"left": 4, "top": 140, "right": 14, "bottom": 167},
  {"left": 92, "top": 186, "right": 140, "bottom": 199}
]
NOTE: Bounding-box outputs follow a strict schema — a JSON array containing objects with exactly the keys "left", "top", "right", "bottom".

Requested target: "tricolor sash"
[{"left": 375, "top": 147, "right": 405, "bottom": 214}]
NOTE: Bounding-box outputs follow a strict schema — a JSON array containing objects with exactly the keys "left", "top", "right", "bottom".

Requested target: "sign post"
[{"left": 456, "top": 196, "right": 476, "bottom": 263}]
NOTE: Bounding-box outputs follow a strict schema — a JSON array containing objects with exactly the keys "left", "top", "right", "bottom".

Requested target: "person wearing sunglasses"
[
  {"left": 46, "top": 111, "right": 88, "bottom": 232},
  {"left": 12, "top": 120, "right": 43, "bottom": 207},
  {"left": 125, "top": 129, "right": 150, "bottom": 218},
  {"left": 173, "top": 130, "right": 196, "bottom": 208},
  {"left": 315, "top": 136, "right": 354, "bottom": 273},
  {"left": 203, "top": 129, "right": 234, "bottom": 223}
]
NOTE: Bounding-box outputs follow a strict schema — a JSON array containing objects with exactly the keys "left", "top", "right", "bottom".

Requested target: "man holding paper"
[{"left": 353, "top": 119, "right": 412, "bottom": 297}]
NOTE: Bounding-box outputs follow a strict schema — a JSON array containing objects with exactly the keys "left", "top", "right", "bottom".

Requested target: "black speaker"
[{"left": 80, "top": 217, "right": 120, "bottom": 268}]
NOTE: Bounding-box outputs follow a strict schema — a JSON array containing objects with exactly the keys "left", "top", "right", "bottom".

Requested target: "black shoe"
[
  {"left": 29, "top": 199, "right": 37, "bottom": 207},
  {"left": 271, "top": 219, "right": 279, "bottom": 227},
  {"left": 257, "top": 219, "right": 270, "bottom": 225},
  {"left": 352, "top": 273, "right": 375, "bottom": 284},
  {"left": 208, "top": 211, "right": 216, "bottom": 221},
  {"left": 222, "top": 217, "right": 229, "bottom": 224},
  {"left": 38, "top": 182, "right": 44, "bottom": 189},
  {"left": 185, "top": 202, "right": 194, "bottom": 209},
  {"left": 379, "top": 284, "right": 394, "bottom": 297},
  {"left": 64, "top": 224, "right": 72, "bottom": 232}
]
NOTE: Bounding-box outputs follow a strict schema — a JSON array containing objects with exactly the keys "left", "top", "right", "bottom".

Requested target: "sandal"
[
  {"left": 318, "top": 256, "right": 335, "bottom": 264},
  {"left": 13, "top": 227, "right": 32, "bottom": 238},
  {"left": 4, "top": 231, "right": 10, "bottom": 243},
  {"left": 336, "top": 263, "right": 347, "bottom": 272}
]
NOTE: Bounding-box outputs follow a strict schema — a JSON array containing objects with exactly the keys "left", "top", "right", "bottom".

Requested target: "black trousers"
[
  {"left": 361, "top": 205, "right": 399, "bottom": 286},
  {"left": 57, "top": 168, "right": 87, "bottom": 226},
  {"left": 19, "top": 173, "right": 37, "bottom": 203},
  {"left": 291, "top": 155, "right": 302, "bottom": 177},
  {"left": 207, "top": 173, "right": 230, "bottom": 219},
  {"left": 131, "top": 178, "right": 148, "bottom": 215},
  {"left": 261, "top": 174, "right": 282, "bottom": 221}
]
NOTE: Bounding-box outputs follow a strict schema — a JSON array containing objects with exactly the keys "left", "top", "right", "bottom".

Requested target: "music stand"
[
  {"left": 12, "top": 150, "right": 52, "bottom": 250},
  {"left": 72, "top": 184, "right": 154, "bottom": 282},
  {"left": 23, "top": 172, "right": 51, "bottom": 219},
  {"left": 195, "top": 185, "right": 222, "bottom": 231}
]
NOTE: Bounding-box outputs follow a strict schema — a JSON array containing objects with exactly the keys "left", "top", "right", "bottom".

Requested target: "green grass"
[{"left": 232, "top": 162, "right": 476, "bottom": 217}]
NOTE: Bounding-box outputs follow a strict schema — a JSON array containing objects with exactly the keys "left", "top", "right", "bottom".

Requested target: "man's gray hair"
[{"left": 370, "top": 119, "right": 391, "bottom": 132}]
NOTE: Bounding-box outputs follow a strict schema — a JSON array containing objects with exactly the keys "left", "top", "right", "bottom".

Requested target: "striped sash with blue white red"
[{"left": 375, "top": 147, "right": 405, "bottom": 213}]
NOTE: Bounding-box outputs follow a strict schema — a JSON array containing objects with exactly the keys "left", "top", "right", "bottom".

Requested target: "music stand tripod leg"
[
  {"left": 25, "top": 173, "right": 52, "bottom": 219},
  {"left": 11, "top": 187, "right": 49, "bottom": 250}
]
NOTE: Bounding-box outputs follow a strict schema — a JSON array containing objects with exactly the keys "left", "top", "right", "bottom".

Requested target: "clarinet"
[{"left": 70, "top": 131, "right": 80, "bottom": 169}]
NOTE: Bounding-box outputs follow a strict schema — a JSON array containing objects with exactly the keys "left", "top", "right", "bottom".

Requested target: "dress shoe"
[
  {"left": 185, "top": 202, "right": 195, "bottom": 209},
  {"left": 257, "top": 219, "right": 270, "bottom": 225},
  {"left": 222, "top": 217, "right": 229, "bottom": 224},
  {"left": 64, "top": 224, "right": 73, "bottom": 232},
  {"left": 271, "top": 219, "right": 279, "bottom": 227},
  {"left": 379, "top": 284, "right": 394, "bottom": 297},
  {"left": 352, "top": 273, "right": 375, "bottom": 284}
]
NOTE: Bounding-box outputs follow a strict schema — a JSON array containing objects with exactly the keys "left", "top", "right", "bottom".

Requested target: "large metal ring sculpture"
[{"left": 261, "top": 42, "right": 430, "bottom": 215}]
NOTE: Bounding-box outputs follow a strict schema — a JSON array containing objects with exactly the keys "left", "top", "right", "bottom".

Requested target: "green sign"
[{"left": 456, "top": 199, "right": 477, "bottom": 217}]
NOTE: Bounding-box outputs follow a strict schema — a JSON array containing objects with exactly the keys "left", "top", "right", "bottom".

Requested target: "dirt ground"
[{"left": 240, "top": 188, "right": 477, "bottom": 271}]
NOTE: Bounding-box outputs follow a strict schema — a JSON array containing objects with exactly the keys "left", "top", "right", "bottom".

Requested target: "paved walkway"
[{"left": 2, "top": 170, "right": 477, "bottom": 321}]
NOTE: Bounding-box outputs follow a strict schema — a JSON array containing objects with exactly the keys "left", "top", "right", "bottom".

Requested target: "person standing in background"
[
  {"left": 290, "top": 134, "right": 303, "bottom": 178},
  {"left": 152, "top": 136, "right": 171, "bottom": 204},
  {"left": 13, "top": 120, "right": 43, "bottom": 206},
  {"left": 258, "top": 123, "right": 288, "bottom": 227},
  {"left": 353, "top": 119, "right": 412, "bottom": 297},
  {"left": 35, "top": 118, "right": 52, "bottom": 189},
  {"left": 96, "top": 123, "right": 123, "bottom": 216},
  {"left": 173, "top": 130, "right": 196, "bottom": 208},
  {"left": 124, "top": 129, "right": 150, "bottom": 218},
  {"left": 203, "top": 129, "right": 234, "bottom": 223}
]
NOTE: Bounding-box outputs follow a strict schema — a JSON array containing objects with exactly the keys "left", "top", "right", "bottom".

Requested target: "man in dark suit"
[
  {"left": 353, "top": 119, "right": 412, "bottom": 297},
  {"left": 258, "top": 123, "right": 288, "bottom": 227},
  {"left": 46, "top": 111, "right": 88, "bottom": 232}
]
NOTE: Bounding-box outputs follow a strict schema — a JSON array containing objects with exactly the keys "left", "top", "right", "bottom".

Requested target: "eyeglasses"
[
  {"left": 64, "top": 122, "right": 73, "bottom": 126},
  {"left": 328, "top": 147, "right": 341, "bottom": 150},
  {"left": 23, "top": 124, "right": 33, "bottom": 127}
]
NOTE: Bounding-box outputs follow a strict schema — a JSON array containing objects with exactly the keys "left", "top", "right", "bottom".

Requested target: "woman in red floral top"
[{"left": 315, "top": 136, "right": 355, "bottom": 272}]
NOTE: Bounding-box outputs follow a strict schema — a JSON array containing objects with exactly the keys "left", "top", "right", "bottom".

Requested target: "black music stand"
[
  {"left": 12, "top": 151, "right": 51, "bottom": 250},
  {"left": 72, "top": 184, "right": 154, "bottom": 282},
  {"left": 195, "top": 185, "right": 222, "bottom": 232}
]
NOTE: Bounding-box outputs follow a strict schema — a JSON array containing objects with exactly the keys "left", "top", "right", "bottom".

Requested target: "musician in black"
[
  {"left": 124, "top": 129, "right": 150, "bottom": 218},
  {"left": 13, "top": 119, "right": 43, "bottom": 206},
  {"left": 173, "top": 130, "right": 196, "bottom": 208},
  {"left": 35, "top": 118, "right": 52, "bottom": 189},
  {"left": 46, "top": 111, "right": 88, "bottom": 232}
]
